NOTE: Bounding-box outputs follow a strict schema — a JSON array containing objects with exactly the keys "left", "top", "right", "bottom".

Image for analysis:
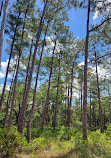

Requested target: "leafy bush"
[
  {"left": 106, "top": 124, "right": 111, "bottom": 138},
  {"left": 0, "top": 127, "right": 22, "bottom": 157}
]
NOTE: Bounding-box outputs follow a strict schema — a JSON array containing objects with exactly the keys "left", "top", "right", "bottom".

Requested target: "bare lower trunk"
[
  {"left": 108, "top": 87, "right": 111, "bottom": 124},
  {"left": 0, "top": 0, "right": 4, "bottom": 17},
  {"left": 95, "top": 51, "right": 103, "bottom": 133},
  {"left": 80, "top": 86, "right": 83, "bottom": 121},
  {"left": 67, "top": 56, "right": 76, "bottom": 127},
  {"left": 27, "top": 23, "right": 49, "bottom": 143},
  {"left": 42, "top": 40, "right": 56, "bottom": 130},
  {"left": 18, "top": 0, "right": 49, "bottom": 134},
  {"left": 82, "top": 0, "right": 90, "bottom": 140},
  {"left": 103, "top": 109, "right": 105, "bottom": 129},
  {"left": 52, "top": 54, "right": 61, "bottom": 129},
  {"left": 0, "top": 0, "right": 9, "bottom": 67},
  {"left": 3, "top": 60, "right": 17, "bottom": 128},
  {"left": 21, "top": 39, "right": 33, "bottom": 104},
  {"left": 67, "top": 84, "right": 70, "bottom": 127},
  {"left": 8, "top": 4, "right": 29, "bottom": 127},
  {"left": 89, "top": 88, "right": 91, "bottom": 128},
  {"left": 0, "top": 12, "right": 21, "bottom": 112}
]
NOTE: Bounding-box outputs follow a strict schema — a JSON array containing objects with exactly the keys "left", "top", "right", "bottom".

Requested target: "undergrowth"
[{"left": 0, "top": 125, "right": 111, "bottom": 158}]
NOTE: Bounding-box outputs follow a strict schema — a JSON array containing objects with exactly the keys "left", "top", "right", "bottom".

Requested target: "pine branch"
[
  {"left": 88, "top": 53, "right": 111, "bottom": 63},
  {"left": 89, "top": 17, "right": 110, "bottom": 33}
]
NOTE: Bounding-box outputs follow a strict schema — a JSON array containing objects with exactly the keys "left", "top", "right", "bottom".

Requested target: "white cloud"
[
  {"left": 93, "top": 0, "right": 111, "bottom": 20},
  {"left": 0, "top": 84, "right": 10, "bottom": 93},
  {"left": 45, "top": 36, "right": 63, "bottom": 55},
  {"left": 0, "top": 59, "right": 15, "bottom": 79},
  {"left": 0, "top": 58, "right": 26, "bottom": 79},
  {"left": 0, "top": 72, "right": 4, "bottom": 78},
  {"left": 93, "top": 11, "right": 98, "bottom": 20}
]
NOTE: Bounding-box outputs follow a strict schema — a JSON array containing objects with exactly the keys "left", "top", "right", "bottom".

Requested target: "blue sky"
[{"left": 0, "top": 0, "right": 101, "bottom": 88}]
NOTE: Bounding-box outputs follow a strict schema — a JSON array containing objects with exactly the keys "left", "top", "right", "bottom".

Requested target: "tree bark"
[
  {"left": 21, "top": 39, "right": 33, "bottom": 108},
  {"left": 0, "top": 0, "right": 4, "bottom": 17},
  {"left": 67, "top": 83, "right": 70, "bottom": 126},
  {"left": 27, "top": 22, "right": 49, "bottom": 143},
  {"left": 67, "top": 56, "right": 76, "bottom": 127},
  {"left": 3, "top": 59, "right": 17, "bottom": 128},
  {"left": 108, "top": 85, "right": 111, "bottom": 124},
  {"left": 82, "top": 0, "right": 90, "bottom": 140},
  {"left": 95, "top": 51, "right": 103, "bottom": 133},
  {"left": 18, "top": 0, "right": 49, "bottom": 134},
  {"left": 80, "top": 85, "right": 83, "bottom": 121},
  {"left": 0, "top": 12, "right": 21, "bottom": 112},
  {"left": 0, "top": 0, "right": 9, "bottom": 67},
  {"left": 8, "top": 4, "right": 29, "bottom": 127},
  {"left": 52, "top": 54, "right": 61, "bottom": 129},
  {"left": 89, "top": 88, "right": 91, "bottom": 128},
  {"left": 65, "top": 76, "right": 67, "bottom": 126},
  {"left": 41, "top": 40, "right": 57, "bottom": 130}
]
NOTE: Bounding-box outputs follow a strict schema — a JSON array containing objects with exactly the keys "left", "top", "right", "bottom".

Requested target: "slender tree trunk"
[
  {"left": 0, "top": 0, "right": 4, "bottom": 17},
  {"left": 95, "top": 51, "right": 103, "bottom": 133},
  {"left": 103, "top": 109, "right": 105, "bottom": 129},
  {"left": 21, "top": 39, "right": 33, "bottom": 107},
  {"left": 80, "top": 85, "right": 83, "bottom": 121},
  {"left": 3, "top": 60, "right": 17, "bottom": 128},
  {"left": 18, "top": 0, "right": 49, "bottom": 135},
  {"left": 92, "top": 103, "right": 95, "bottom": 130},
  {"left": 67, "top": 83, "right": 70, "bottom": 126},
  {"left": 0, "top": 0, "right": 9, "bottom": 67},
  {"left": 82, "top": 0, "right": 90, "bottom": 140},
  {"left": 108, "top": 86, "right": 111, "bottom": 124},
  {"left": 0, "top": 12, "right": 21, "bottom": 112},
  {"left": 41, "top": 40, "right": 57, "bottom": 130},
  {"left": 52, "top": 54, "right": 61, "bottom": 129},
  {"left": 8, "top": 4, "right": 29, "bottom": 127},
  {"left": 67, "top": 56, "right": 76, "bottom": 127},
  {"left": 27, "top": 22, "right": 49, "bottom": 143},
  {"left": 109, "top": 101, "right": 111, "bottom": 123},
  {"left": 89, "top": 88, "right": 91, "bottom": 128},
  {"left": 65, "top": 77, "right": 67, "bottom": 126}
]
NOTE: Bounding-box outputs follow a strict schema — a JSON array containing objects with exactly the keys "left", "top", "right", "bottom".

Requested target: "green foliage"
[
  {"left": 106, "top": 124, "right": 111, "bottom": 139},
  {"left": 0, "top": 127, "right": 22, "bottom": 157}
]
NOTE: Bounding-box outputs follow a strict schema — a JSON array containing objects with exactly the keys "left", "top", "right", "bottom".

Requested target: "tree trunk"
[
  {"left": 103, "top": 109, "right": 105, "bottom": 129},
  {"left": 21, "top": 39, "right": 33, "bottom": 108},
  {"left": 108, "top": 86, "right": 111, "bottom": 124},
  {"left": 41, "top": 40, "right": 57, "bottom": 130},
  {"left": 67, "top": 56, "right": 76, "bottom": 127},
  {"left": 95, "top": 51, "right": 103, "bottom": 133},
  {"left": 0, "top": 12, "right": 21, "bottom": 112},
  {"left": 82, "top": 0, "right": 90, "bottom": 140},
  {"left": 8, "top": 4, "right": 29, "bottom": 127},
  {"left": 65, "top": 77, "right": 67, "bottom": 126},
  {"left": 3, "top": 59, "right": 17, "bottom": 128},
  {"left": 80, "top": 85, "right": 83, "bottom": 121},
  {"left": 89, "top": 88, "right": 91, "bottom": 128},
  {"left": 27, "top": 22, "right": 49, "bottom": 143},
  {"left": 18, "top": 0, "right": 49, "bottom": 134},
  {"left": 0, "top": 0, "right": 9, "bottom": 67},
  {"left": 67, "top": 83, "right": 70, "bottom": 126},
  {"left": 52, "top": 54, "right": 61, "bottom": 129},
  {"left": 0, "top": 0, "right": 4, "bottom": 17}
]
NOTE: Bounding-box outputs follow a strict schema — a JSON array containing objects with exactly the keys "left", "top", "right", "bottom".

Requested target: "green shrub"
[
  {"left": 106, "top": 124, "right": 111, "bottom": 138},
  {"left": 0, "top": 127, "right": 22, "bottom": 157}
]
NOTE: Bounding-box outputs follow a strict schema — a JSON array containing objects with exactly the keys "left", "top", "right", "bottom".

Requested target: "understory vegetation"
[{"left": 0, "top": 125, "right": 111, "bottom": 157}]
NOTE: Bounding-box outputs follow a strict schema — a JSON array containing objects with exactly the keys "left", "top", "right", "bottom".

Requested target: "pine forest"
[{"left": 0, "top": 0, "right": 111, "bottom": 157}]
